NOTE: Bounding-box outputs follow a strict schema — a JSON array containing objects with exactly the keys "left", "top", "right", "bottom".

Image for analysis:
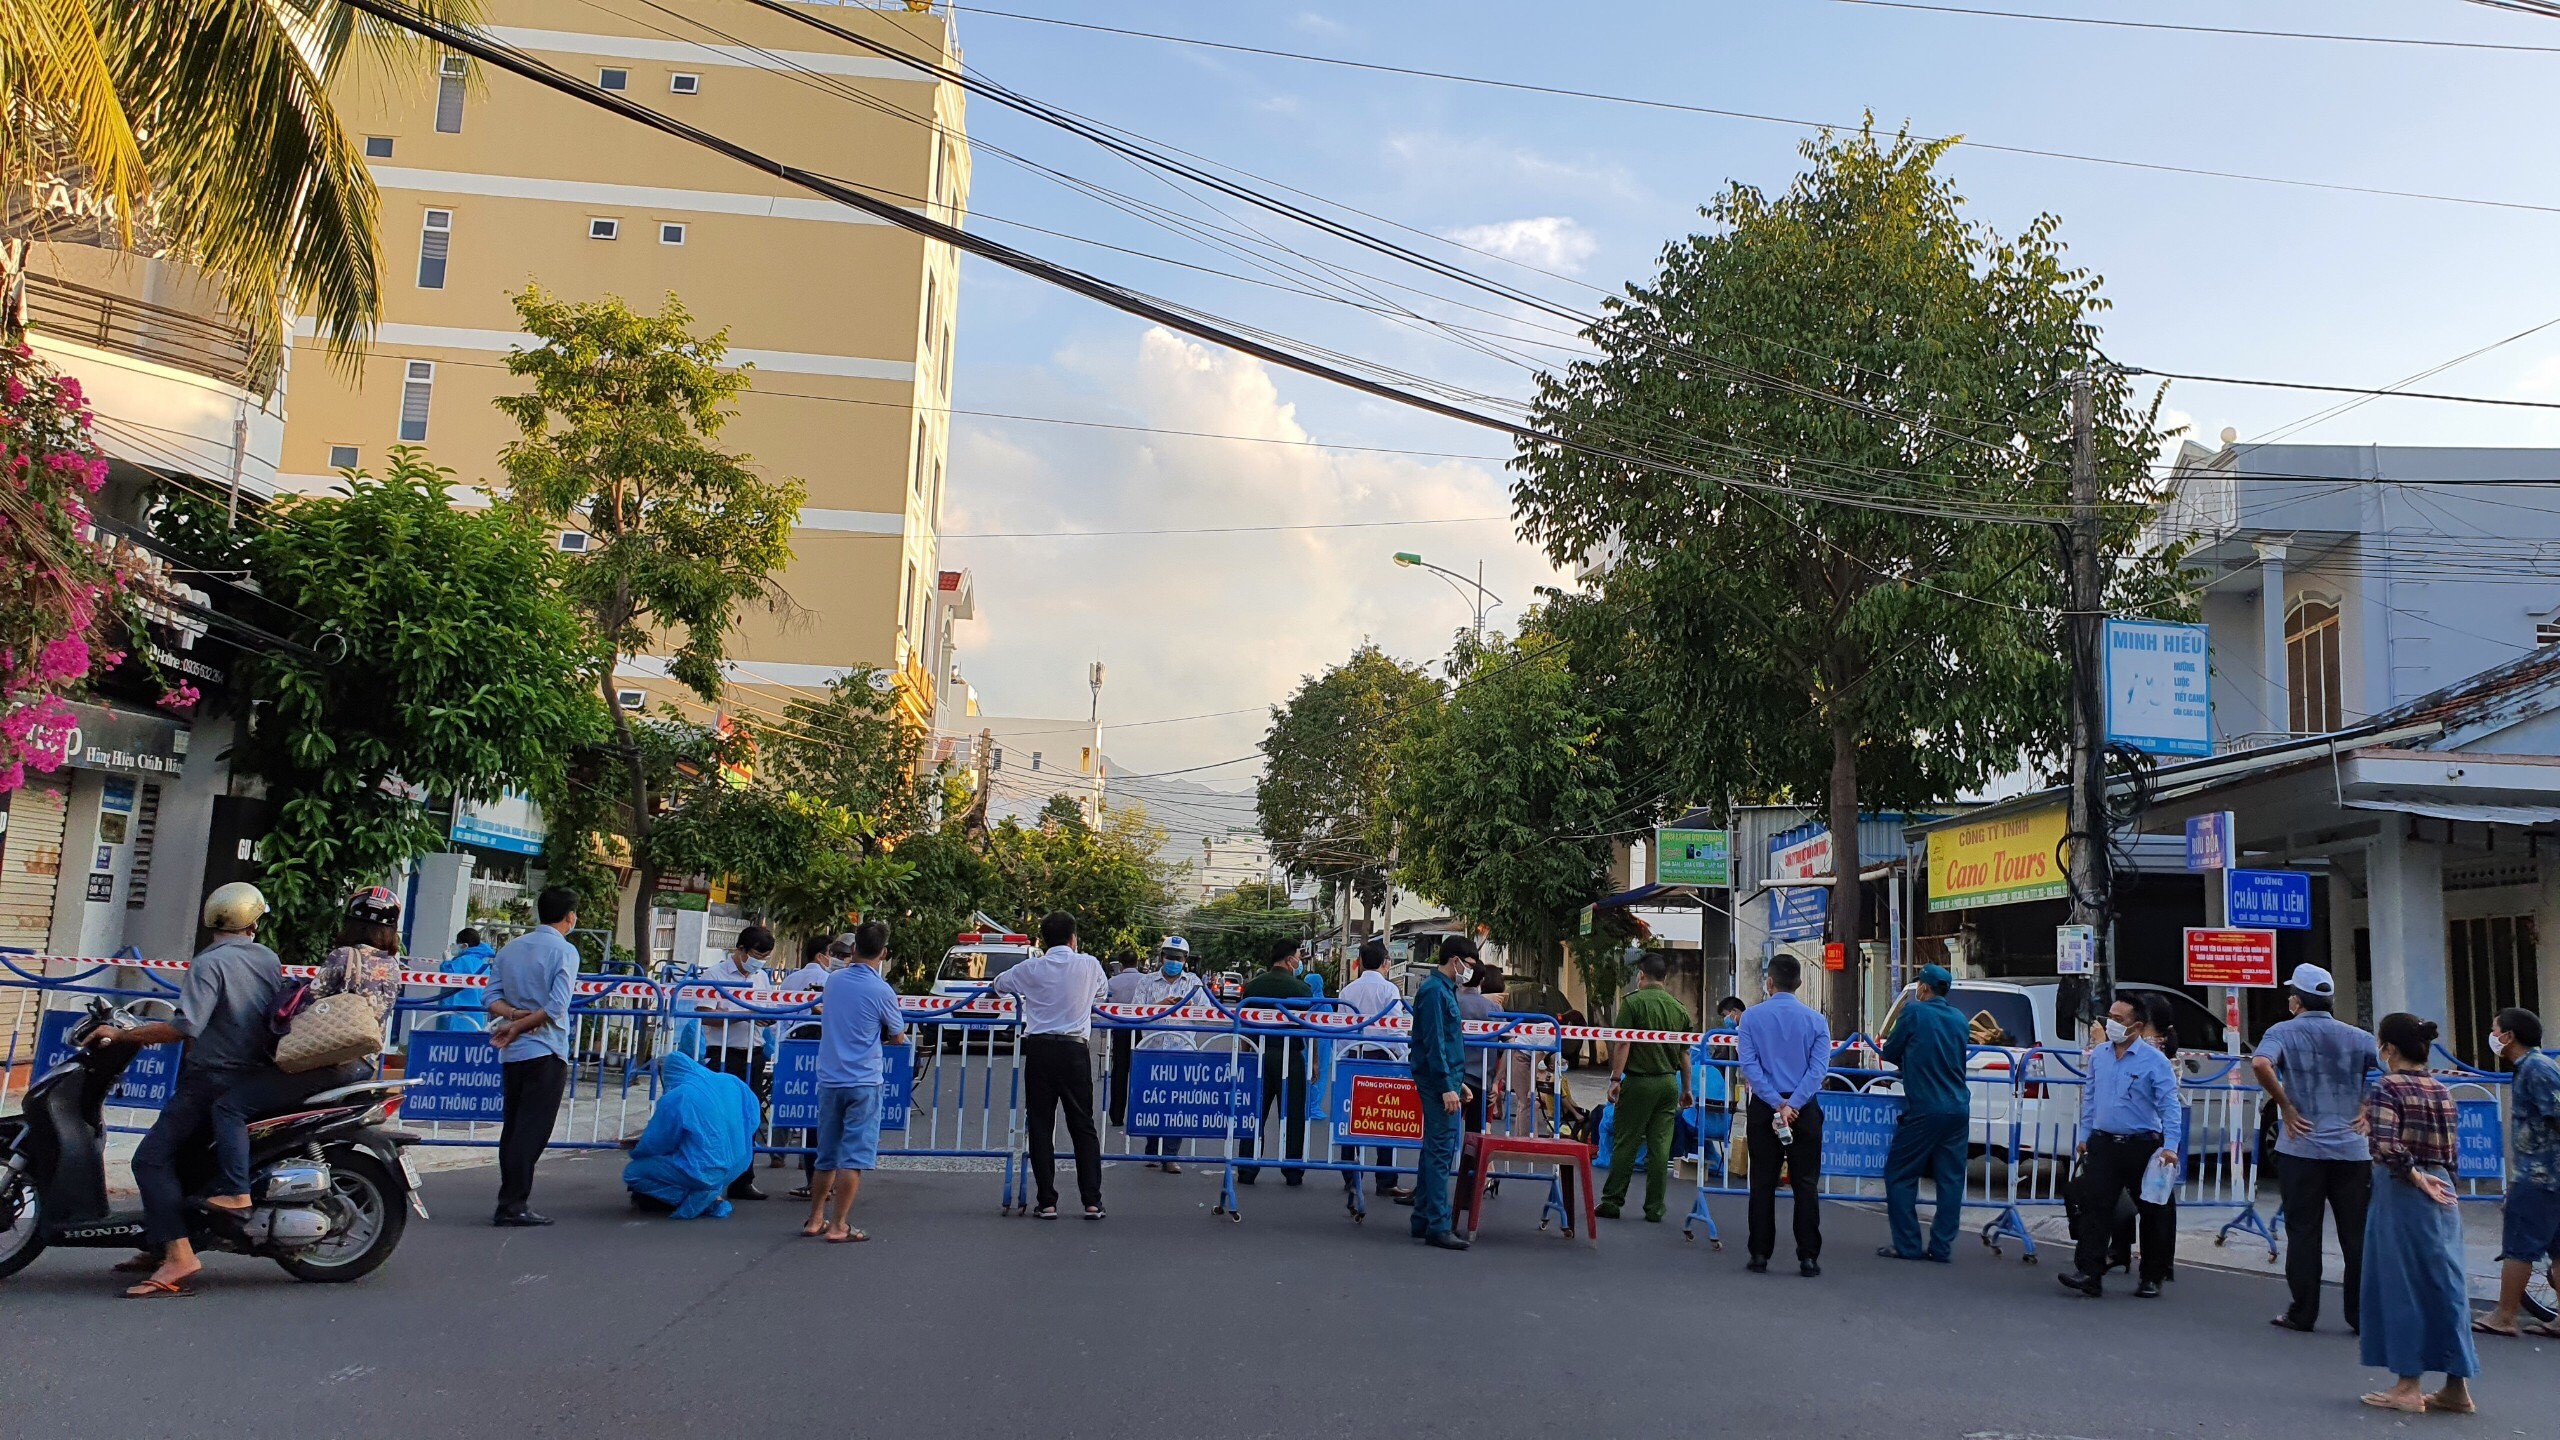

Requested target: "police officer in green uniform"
[{"left": 1600, "top": 951, "right": 1694, "bottom": 1222}]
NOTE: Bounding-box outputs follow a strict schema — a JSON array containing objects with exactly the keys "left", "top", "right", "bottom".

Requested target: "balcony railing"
[{"left": 24, "top": 271, "right": 260, "bottom": 390}]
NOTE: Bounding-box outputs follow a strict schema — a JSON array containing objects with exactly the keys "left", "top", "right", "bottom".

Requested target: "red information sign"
[
  {"left": 2184, "top": 927, "right": 2279, "bottom": 988},
  {"left": 1344, "top": 1073, "right": 1425, "bottom": 1144},
  {"left": 1822, "top": 941, "right": 1846, "bottom": 972}
]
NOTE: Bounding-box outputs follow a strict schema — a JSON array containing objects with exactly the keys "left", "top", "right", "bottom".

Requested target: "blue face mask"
[{"left": 1162, "top": 960, "right": 1185, "bottom": 978}]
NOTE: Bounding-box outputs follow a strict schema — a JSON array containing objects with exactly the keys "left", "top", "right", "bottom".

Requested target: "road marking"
[
  {"left": 513, "top": 1273, "right": 549, "bottom": 1286},
  {"left": 325, "top": 1366, "right": 377, "bottom": 1385}
]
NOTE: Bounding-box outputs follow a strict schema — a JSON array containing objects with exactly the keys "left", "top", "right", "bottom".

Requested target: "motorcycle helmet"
[
  {"left": 202, "top": 881, "right": 269, "bottom": 932},
  {"left": 348, "top": 885, "right": 402, "bottom": 927}
]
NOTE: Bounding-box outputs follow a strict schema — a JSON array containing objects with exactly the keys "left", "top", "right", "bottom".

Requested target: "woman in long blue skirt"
[{"left": 2358, "top": 1013, "right": 2478, "bottom": 1414}]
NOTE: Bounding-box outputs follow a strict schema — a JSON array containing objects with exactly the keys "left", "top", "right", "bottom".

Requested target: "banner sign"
[
  {"left": 1817, "top": 1090, "right": 1902, "bottom": 1178},
  {"left": 1769, "top": 885, "right": 1826, "bottom": 942},
  {"left": 2184, "top": 812, "right": 2234, "bottom": 872},
  {"left": 2227, "top": 869, "right": 2313, "bottom": 931},
  {"left": 2102, "top": 618, "right": 2212, "bottom": 757},
  {"left": 401, "top": 1032, "right": 506, "bottom": 1122},
  {"left": 2056, "top": 923, "right": 2095, "bottom": 976},
  {"left": 1926, "top": 804, "right": 2067, "bottom": 912},
  {"left": 2456, "top": 1100, "right": 2504, "bottom": 1180},
  {"left": 1124, "top": 1049, "right": 1260, "bottom": 1140},
  {"left": 1655, "top": 827, "right": 1732, "bottom": 887},
  {"left": 451, "top": 787, "right": 547, "bottom": 856},
  {"left": 2183, "top": 927, "right": 2279, "bottom": 988},
  {"left": 1328, "top": 1060, "right": 1425, "bottom": 1144},
  {"left": 771, "top": 1039, "right": 915, "bottom": 1132},
  {"left": 35, "top": 1008, "right": 179, "bottom": 1109}
]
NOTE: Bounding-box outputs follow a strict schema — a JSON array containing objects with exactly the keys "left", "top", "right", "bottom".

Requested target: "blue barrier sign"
[
  {"left": 771, "top": 1039, "right": 914, "bottom": 1132},
  {"left": 401, "top": 1032, "right": 506, "bottom": 1122},
  {"left": 2228, "top": 869, "right": 2313, "bottom": 930},
  {"left": 2456, "top": 1099, "right": 2504, "bottom": 1181},
  {"left": 35, "top": 1009, "right": 179, "bottom": 1109},
  {"left": 1817, "top": 1090, "right": 1902, "bottom": 1178},
  {"left": 1125, "top": 1048, "right": 1259, "bottom": 1140}
]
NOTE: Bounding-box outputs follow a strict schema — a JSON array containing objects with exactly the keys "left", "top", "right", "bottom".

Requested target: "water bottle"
[
  {"left": 1774, "top": 1114, "right": 1794, "bottom": 1147},
  {"left": 2140, "top": 1151, "right": 2176, "bottom": 1207}
]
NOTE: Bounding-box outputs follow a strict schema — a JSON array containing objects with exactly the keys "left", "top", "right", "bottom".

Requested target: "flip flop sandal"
[
  {"left": 2522, "top": 1320, "right": 2560, "bottom": 1337},
  {"left": 111, "top": 1255, "right": 159, "bottom": 1275},
  {"left": 2424, "top": 1395, "right": 2477, "bottom": 1414},
  {"left": 824, "top": 1229, "right": 869, "bottom": 1244},
  {"left": 799, "top": 1222, "right": 828, "bottom": 1238},
  {"left": 124, "top": 1278, "right": 197, "bottom": 1299},
  {"left": 2471, "top": 1317, "right": 2520, "bottom": 1337},
  {"left": 2359, "top": 1394, "right": 2424, "bottom": 1413}
]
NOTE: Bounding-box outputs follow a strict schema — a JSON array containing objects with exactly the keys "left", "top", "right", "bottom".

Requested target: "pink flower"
[
  {"left": 54, "top": 376, "right": 83, "bottom": 407},
  {"left": 34, "top": 635, "right": 89, "bottom": 684},
  {"left": 0, "top": 762, "right": 23, "bottom": 795},
  {"left": 157, "top": 682, "right": 200, "bottom": 713},
  {"left": 3, "top": 377, "right": 25, "bottom": 404}
]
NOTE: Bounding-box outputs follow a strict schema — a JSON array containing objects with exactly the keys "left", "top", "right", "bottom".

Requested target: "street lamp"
[{"left": 1390, "top": 551, "right": 1502, "bottom": 643}]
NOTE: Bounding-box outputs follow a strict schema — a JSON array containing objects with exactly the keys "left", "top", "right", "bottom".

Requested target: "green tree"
[
  {"left": 1511, "top": 128, "right": 2178, "bottom": 1024},
  {"left": 496, "top": 287, "right": 804, "bottom": 964},
  {"left": 1182, "top": 881, "right": 1308, "bottom": 977},
  {"left": 1256, "top": 644, "right": 1443, "bottom": 922},
  {"left": 875, "top": 823, "right": 993, "bottom": 991},
  {"left": 757, "top": 672, "right": 933, "bottom": 841},
  {"left": 647, "top": 783, "right": 913, "bottom": 945},
  {"left": 984, "top": 803, "right": 1174, "bottom": 957},
  {"left": 0, "top": 2, "right": 484, "bottom": 372},
  {"left": 232, "top": 446, "right": 605, "bottom": 960},
  {"left": 1388, "top": 622, "right": 1629, "bottom": 991}
]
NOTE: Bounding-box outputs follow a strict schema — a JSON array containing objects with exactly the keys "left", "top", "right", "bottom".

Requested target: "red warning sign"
[
  {"left": 1343, "top": 1073, "right": 1426, "bottom": 1143},
  {"left": 2184, "top": 927, "right": 2279, "bottom": 988}
]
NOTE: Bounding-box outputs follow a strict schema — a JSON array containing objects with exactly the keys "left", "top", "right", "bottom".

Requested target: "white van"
[{"left": 925, "top": 931, "right": 1035, "bottom": 1051}]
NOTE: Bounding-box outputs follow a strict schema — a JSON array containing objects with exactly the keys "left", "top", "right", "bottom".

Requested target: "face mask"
[
  {"left": 1162, "top": 961, "right": 1184, "bottom": 978},
  {"left": 2103, "top": 1019, "right": 2131, "bottom": 1045},
  {"left": 747, "top": 957, "right": 768, "bottom": 972},
  {"left": 2487, "top": 1031, "right": 2507, "bottom": 1058}
]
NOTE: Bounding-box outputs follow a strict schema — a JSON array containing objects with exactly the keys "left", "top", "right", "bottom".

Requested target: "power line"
[
  {"left": 951, "top": 3, "right": 2560, "bottom": 219},
  {"left": 1819, "top": 0, "right": 2560, "bottom": 53},
  {"left": 2129, "top": 367, "right": 2560, "bottom": 412}
]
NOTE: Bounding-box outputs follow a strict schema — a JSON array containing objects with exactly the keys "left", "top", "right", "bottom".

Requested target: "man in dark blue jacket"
[
  {"left": 1405, "top": 938, "right": 1476, "bottom": 1250},
  {"left": 1879, "top": 964, "right": 1973, "bottom": 1262}
]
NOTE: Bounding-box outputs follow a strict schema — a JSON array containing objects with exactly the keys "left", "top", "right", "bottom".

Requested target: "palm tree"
[{"left": 1, "top": 0, "right": 482, "bottom": 378}]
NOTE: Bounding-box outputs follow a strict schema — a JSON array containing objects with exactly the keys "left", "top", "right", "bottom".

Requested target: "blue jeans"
[
  {"left": 209, "top": 1060, "right": 373, "bottom": 1196},
  {"left": 1884, "top": 1110, "right": 1969, "bottom": 1259},
  {"left": 1413, "top": 1090, "right": 1462, "bottom": 1237}
]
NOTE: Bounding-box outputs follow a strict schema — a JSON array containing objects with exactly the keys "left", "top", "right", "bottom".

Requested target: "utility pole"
[{"left": 2064, "top": 368, "right": 2114, "bottom": 1013}]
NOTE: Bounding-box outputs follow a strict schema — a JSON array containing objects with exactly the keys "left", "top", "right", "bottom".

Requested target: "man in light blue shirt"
[
  {"left": 484, "top": 887, "right": 582, "bottom": 1226},
  {"left": 1735, "top": 954, "right": 1833, "bottom": 1275},
  {"left": 806, "top": 920, "right": 905, "bottom": 1243},
  {"left": 2062, "top": 994, "right": 2183, "bottom": 1298},
  {"left": 2252, "top": 963, "right": 2379, "bottom": 1332}
]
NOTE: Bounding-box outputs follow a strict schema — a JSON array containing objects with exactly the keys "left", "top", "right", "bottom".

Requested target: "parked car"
[
  {"left": 1874, "top": 976, "right": 2252, "bottom": 1159},
  {"left": 923, "top": 931, "right": 1034, "bottom": 1051}
]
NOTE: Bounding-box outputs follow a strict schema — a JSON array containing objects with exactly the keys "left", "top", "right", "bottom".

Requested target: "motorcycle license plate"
[{"left": 399, "top": 1153, "right": 430, "bottom": 1218}]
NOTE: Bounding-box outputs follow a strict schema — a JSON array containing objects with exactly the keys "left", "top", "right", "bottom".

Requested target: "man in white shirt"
[
  {"left": 992, "top": 911, "right": 1112, "bottom": 1219},
  {"left": 1132, "top": 946, "right": 1208, "bottom": 1173},
  {"left": 1336, "top": 937, "right": 1412, "bottom": 1199},
  {"left": 696, "top": 925, "right": 777, "bottom": 1202}
]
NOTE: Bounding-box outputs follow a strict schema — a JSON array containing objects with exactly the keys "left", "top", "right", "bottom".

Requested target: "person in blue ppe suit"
[
  {"left": 1879, "top": 963, "right": 1974, "bottom": 1262},
  {"left": 1403, "top": 937, "right": 1476, "bottom": 1250},
  {"left": 431, "top": 928, "right": 497, "bottom": 1031},
  {"left": 623, "top": 1049, "right": 762, "bottom": 1219}
]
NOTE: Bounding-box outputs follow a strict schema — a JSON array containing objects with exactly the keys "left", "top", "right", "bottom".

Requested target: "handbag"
[{"left": 274, "top": 990, "right": 386, "bottom": 1073}]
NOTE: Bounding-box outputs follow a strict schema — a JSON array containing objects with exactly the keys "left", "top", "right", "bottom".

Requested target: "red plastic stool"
[{"left": 1455, "top": 1133, "right": 1598, "bottom": 1247}]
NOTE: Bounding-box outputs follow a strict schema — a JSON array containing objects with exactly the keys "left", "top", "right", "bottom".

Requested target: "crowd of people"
[{"left": 74, "top": 885, "right": 2560, "bottom": 1414}]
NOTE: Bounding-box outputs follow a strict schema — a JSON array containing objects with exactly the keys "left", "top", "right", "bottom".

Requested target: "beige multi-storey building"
[{"left": 281, "top": 0, "right": 970, "bottom": 729}]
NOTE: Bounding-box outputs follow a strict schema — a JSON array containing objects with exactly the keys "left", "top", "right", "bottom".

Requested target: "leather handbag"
[{"left": 274, "top": 990, "right": 386, "bottom": 1073}]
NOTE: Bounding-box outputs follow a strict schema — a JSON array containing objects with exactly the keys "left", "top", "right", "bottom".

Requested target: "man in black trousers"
[
  {"left": 993, "top": 911, "right": 1112, "bottom": 1219},
  {"left": 484, "top": 887, "right": 583, "bottom": 1226},
  {"left": 1237, "top": 937, "right": 1314, "bottom": 1185}
]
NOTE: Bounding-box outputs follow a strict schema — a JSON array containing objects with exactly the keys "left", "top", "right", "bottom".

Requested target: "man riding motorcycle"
[{"left": 86, "top": 882, "right": 281, "bottom": 1297}]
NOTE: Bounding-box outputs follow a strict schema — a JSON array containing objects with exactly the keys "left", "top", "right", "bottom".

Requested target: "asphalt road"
[{"left": 4, "top": 1153, "right": 2557, "bottom": 1439}]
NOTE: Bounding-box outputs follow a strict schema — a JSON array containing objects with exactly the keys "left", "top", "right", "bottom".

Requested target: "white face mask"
[
  {"left": 2487, "top": 1031, "right": 2508, "bottom": 1058},
  {"left": 2103, "top": 1019, "right": 2132, "bottom": 1045}
]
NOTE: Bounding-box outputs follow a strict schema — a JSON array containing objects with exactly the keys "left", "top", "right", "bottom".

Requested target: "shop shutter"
[
  {"left": 0, "top": 773, "right": 71, "bottom": 1060},
  {"left": 125, "top": 781, "right": 162, "bottom": 911}
]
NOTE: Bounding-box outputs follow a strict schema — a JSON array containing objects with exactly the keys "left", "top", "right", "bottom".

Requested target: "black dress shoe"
[
  {"left": 728, "top": 1183, "right": 770, "bottom": 1202},
  {"left": 1423, "top": 1231, "right": 1471, "bottom": 1250},
  {"left": 2056, "top": 1271, "right": 2102, "bottom": 1297},
  {"left": 1746, "top": 1256, "right": 1769, "bottom": 1273},
  {"left": 2269, "top": 1314, "right": 2316, "bottom": 1332},
  {"left": 2133, "top": 1278, "right": 2162, "bottom": 1299},
  {"left": 1800, "top": 1259, "right": 1822, "bottom": 1278},
  {"left": 493, "top": 1209, "right": 554, "bottom": 1227}
]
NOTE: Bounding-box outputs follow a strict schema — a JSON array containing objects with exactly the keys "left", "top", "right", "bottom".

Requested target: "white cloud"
[
  {"left": 1292, "top": 11, "right": 1350, "bottom": 39},
  {"left": 943, "top": 328, "right": 1569, "bottom": 781},
  {"left": 1442, "top": 216, "right": 1599, "bottom": 274},
  {"left": 1382, "top": 132, "right": 1645, "bottom": 204}
]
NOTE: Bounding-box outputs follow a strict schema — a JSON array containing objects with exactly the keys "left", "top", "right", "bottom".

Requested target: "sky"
[{"left": 913, "top": 0, "right": 2560, "bottom": 787}]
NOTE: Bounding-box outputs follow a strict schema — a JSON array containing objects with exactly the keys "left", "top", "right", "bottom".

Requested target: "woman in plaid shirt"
[{"left": 2356, "top": 1012, "right": 2477, "bottom": 1414}]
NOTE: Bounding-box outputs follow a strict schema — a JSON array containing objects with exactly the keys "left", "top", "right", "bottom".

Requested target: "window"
[
  {"left": 2449, "top": 915, "right": 2538, "bottom": 1068},
  {"left": 417, "top": 208, "right": 451, "bottom": 289},
  {"left": 900, "top": 560, "right": 917, "bottom": 631},
  {"left": 598, "top": 67, "right": 628, "bottom": 91},
  {"left": 327, "top": 444, "right": 358, "bottom": 470},
  {"left": 616, "top": 689, "right": 646, "bottom": 711},
  {"left": 912, "top": 416, "right": 929, "bottom": 497},
  {"left": 557, "top": 531, "right": 590, "bottom": 553},
  {"left": 2538, "top": 620, "right": 2560, "bottom": 648},
  {"left": 398, "top": 360, "right": 434, "bottom": 442},
  {"left": 435, "top": 56, "right": 467, "bottom": 133},
  {"left": 364, "top": 136, "right": 395, "bottom": 159},
  {"left": 670, "top": 72, "right": 701, "bottom": 94},
  {"left": 588, "top": 217, "right": 620, "bottom": 240},
  {"left": 2285, "top": 595, "right": 2343, "bottom": 735},
  {"left": 659, "top": 222, "right": 686, "bottom": 246},
  {"left": 1031, "top": 751, "right": 1044, "bottom": 773}
]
